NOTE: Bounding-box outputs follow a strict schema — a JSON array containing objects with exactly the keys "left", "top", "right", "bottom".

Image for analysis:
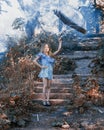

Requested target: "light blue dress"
[{"left": 36, "top": 52, "right": 55, "bottom": 80}]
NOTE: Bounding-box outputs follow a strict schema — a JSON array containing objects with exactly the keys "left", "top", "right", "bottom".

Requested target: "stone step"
[
  {"left": 34, "top": 83, "right": 71, "bottom": 88},
  {"left": 75, "top": 59, "right": 92, "bottom": 75},
  {"left": 34, "top": 87, "right": 72, "bottom": 93},
  {"left": 34, "top": 74, "right": 92, "bottom": 85},
  {"left": 35, "top": 78, "right": 104, "bottom": 87},
  {"left": 85, "top": 33, "right": 104, "bottom": 38},
  {"left": 53, "top": 74, "right": 72, "bottom": 78},
  {"left": 31, "top": 93, "right": 72, "bottom": 100},
  {"left": 34, "top": 79, "right": 73, "bottom": 85},
  {"left": 59, "top": 50, "right": 97, "bottom": 60},
  {"left": 53, "top": 74, "right": 92, "bottom": 78},
  {"left": 32, "top": 99, "right": 70, "bottom": 105},
  {"left": 35, "top": 73, "right": 93, "bottom": 84},
  {"left": 77, "top": 37, "right": 100, "bottom": 49},
  {"left": 52, "top": 78, "right": 73, "bottom": 84}
]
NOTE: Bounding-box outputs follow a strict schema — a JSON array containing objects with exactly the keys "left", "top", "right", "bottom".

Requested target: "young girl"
[{"left": 34, "top": 38, "right": 62, "bottom": 106}]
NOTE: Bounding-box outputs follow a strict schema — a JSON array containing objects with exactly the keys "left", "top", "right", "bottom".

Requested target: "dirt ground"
[{"left": 9, "top": 104, "right": 104, "bottom": 130}]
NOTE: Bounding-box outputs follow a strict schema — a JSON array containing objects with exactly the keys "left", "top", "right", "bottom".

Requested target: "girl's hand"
[
  {"left": 41, "top": 66, "right": 48, "bottom": 69},
  {"left": 53, "top": 37, "right": 62, "bottom": 55}
]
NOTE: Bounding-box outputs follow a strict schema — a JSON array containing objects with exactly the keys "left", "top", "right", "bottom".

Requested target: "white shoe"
[
  {"left": 42, "top": 101, "right": 47, "bottom": 106},
  {"left": 46, "top": 101, "right": 51, "bottom": 106}
]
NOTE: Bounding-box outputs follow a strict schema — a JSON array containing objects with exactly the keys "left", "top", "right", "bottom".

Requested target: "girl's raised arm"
[{"left": 53, "top": 37, "right": 62, "bottom": 55}]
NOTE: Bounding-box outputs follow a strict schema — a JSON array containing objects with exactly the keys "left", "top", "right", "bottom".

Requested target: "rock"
[
  {"left": 11, "top": 95, "right": 20, "bottom": 101},
  {"left": 52, "top": 121, "right": 63, "bottom": 127},
  {"left": 96, "top": 118, "right": 104, "bottom": 126},
  {"left": 79, "top": 107, "right": 85, "bottom": 114},
  {"left": 74, "top": 94, "right": 86, "bottom": 107},
  {"left": 72, "top": 122, "right": 80, "bottom": 129},
  {"left": 86, "top": 124, "right": 97, "bottom": 130},
  {"left": 2, "top": 124, "right": 10, "bottom": 130},
  {"left": 0, "top": 113, "right": 8, "bottom": 119},
  {"left": 9, "top": 99, "right": 15, "bottom": 106},
  {"left": 52, "top": 121, "right": 70, "bottom": 129},
  {"left": 17, "top": 119, "right": 26, "bottom": 127},
  {"left": 61, "top": 121, "right": 70, "bottom": 129},
  {"left": 62, "top": 111, "right": 72, "bottom": 116},
  {"left": 81, "top": 121, "right": 89, "bottom": 128},
  {"left": 81, "top": 121, "right": 98, "bottom": 130},
  {"left": 0, "top": 119, "right": 11, "bottom": 130}
]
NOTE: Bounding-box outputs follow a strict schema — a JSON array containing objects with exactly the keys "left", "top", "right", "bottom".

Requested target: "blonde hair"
[{"left": 41, "top": 44, "right": 54, "bottom": 57}]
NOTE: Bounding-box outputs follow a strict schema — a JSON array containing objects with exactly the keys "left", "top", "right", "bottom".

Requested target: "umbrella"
[
  {"left": 53, "top": 9, "right": 86, "bottom": 34},
  {"left": 52, "top": 1, "right": 87, "bottom": 34}
]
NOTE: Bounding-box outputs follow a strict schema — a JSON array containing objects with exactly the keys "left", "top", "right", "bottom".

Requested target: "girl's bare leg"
[
  {"left": 46, "top": 79, "right": 52, "bottom": 102},
  {"left": 42, "top": 78, "right": 48, "bottom": 102}
]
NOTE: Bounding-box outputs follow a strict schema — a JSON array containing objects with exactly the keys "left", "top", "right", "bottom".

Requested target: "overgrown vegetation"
[
  {"left": 72, "top": 74, "right": 104, "bottom": 109},
  {"left": 89, "top": 39, "right": 104, "bottom": 76},
  {"left": 0, "top": 33, "right": 76, "bottom": 129}
]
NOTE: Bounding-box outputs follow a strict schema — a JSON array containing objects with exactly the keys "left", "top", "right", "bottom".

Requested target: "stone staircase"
[
  {"left": 33, "top": 75, "right": 73, "bottom": 105},
  {"left": 32, "top": 38, "right": 101, "bottom": 105}
]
